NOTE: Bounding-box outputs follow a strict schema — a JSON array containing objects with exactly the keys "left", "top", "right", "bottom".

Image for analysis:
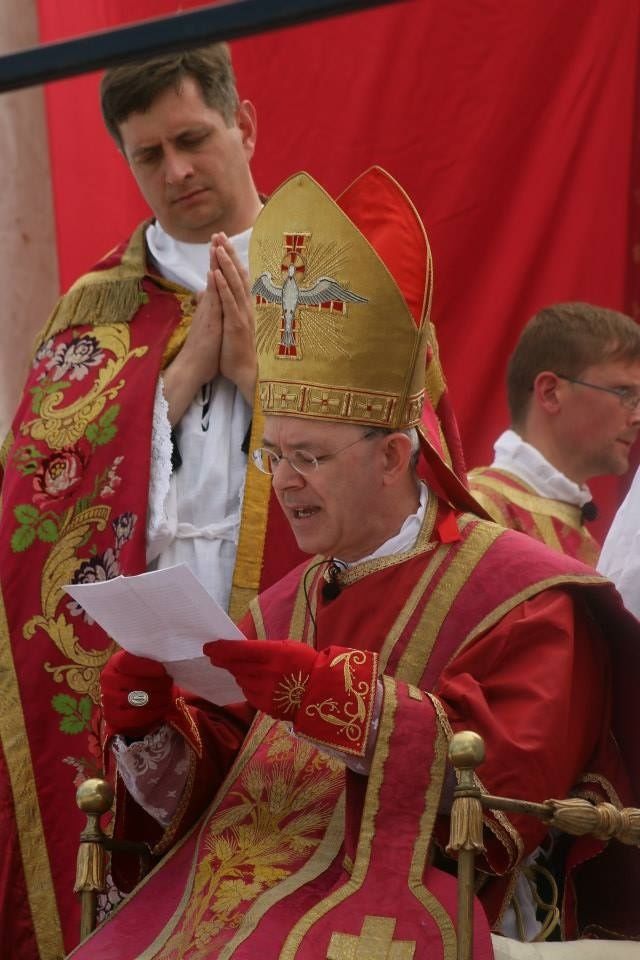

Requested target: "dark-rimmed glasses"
[
  {"left": 252, "top": 430, "right": 378, "bottom": 476},
  {"left": 556, "top": 374, "right": 640, "bottom": 411}
]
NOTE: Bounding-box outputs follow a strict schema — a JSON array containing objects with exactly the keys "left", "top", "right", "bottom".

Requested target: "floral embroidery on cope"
[{"left": 6, "top": 320, "right": 148, "bottom": 787}]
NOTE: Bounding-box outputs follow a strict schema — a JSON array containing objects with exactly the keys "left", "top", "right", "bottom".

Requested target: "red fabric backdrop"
[{"left": 36, "top": 0, "right": 640, "bottom": 537}]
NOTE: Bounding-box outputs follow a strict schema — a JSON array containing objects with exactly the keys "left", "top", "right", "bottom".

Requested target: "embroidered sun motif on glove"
[{"left": 273, "top": 670, "right": 310, "bottom": 714}]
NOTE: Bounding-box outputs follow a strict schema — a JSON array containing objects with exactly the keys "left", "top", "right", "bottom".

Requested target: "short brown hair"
[
  {"left": 507, "top": 302, "right": 640, "bottom": 426},
  {"left": 101, "top": 43, "right": 239, "bottom": 149}
]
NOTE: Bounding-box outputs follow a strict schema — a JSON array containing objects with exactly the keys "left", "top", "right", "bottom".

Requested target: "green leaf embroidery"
[
  {"left": 14, "top": 504, "right": 39, "bottom": 525},
  {"left": 86, "top": 405, "right": 120, "bottom": 447},
  {"left": 52, "top": 694, "right": 91, "bottom": 735},
  {"left": 37, "top": 519, "right": 59, "bottom": 543},
  {"left": 60, "top": 715, "right": 87, "bottom": 735},
  {"left": 29, "top": 380, "right": 70, "bottom": 414},
  {"left": 100, "top": 405, "right": 120, "bottom": 428},
  {"left": 11, "top": 525, "right": 36, "bottom": 552},
  {"left": 52, "top": 694, "right": 78, "bottom": 716},
  {"left": 78, "top": 697, "right": 93, "bottom": 723}
]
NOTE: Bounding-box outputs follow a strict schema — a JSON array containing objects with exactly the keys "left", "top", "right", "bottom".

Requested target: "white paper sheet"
[{"left": 64, "top": 563, "right": 245, "bottom": 705}]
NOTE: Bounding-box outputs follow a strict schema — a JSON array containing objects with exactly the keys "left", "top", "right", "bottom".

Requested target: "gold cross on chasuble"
[{"left": 326, "top": 915, "right": 416, "bottom": 959}]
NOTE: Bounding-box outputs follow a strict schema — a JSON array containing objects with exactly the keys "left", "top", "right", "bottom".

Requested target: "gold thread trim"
[
  {"left": 468, "top": 486, "right": 510, "bottom": 527},
  {"left": 576, "top": 772, "right": 623, "bottom": 809},
  {"left": 248, "top": 595, "right": 267, "bottom": 641},
  {"left": 261, "top": 378, "right": 424, "bottom": 428},
  {"left": 278, "top": 676, "right": 398, "bottom": 959},
  {"left": 0, "top": 428, "right": 14, "bottom": 471},
  {"left": 455, "top": 573, "right": 607, "bottom": 662},
  {"left": 229, "top": 391, "right": 271, "bottom": 619},
  {"left": 0, "top": 584, "right": 64, "bottom": 957},
  {"left": 375, "top": 506, "right": 467, "bottom": 675},
  {"left": 289, "top": 558, "right": 321, "bottom": 642},
  {"left": 408, "top": 703, "right": 456, "bottom": 958},
  {"left": 469, "top": 470, "right": 584, "bottom": 529},
  {"left": 395, "top": 519, "right": 502, "bottom": 683},
  {"left": 533, "top": 514, "right": 565, "bottom": 553},
  {"left": 336, "top": 492, "right": 439, "bottom": 591}
]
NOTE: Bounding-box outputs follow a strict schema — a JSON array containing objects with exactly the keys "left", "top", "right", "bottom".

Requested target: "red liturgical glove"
[
  {"left": 100, "top": 651, "right": 183, "bottom": 741},
  {"left": 205, "top": 639, "right": 379, "bottom": 758}
]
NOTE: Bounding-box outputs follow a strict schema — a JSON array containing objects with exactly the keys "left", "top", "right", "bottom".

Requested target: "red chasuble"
[
  {"left": 68, "top": 499, "right": 640, "bottom": 958},
  {"left": 469, "top": 466, "right": 600, "bottom": 564},
  {"left": 0, "top": 223, "right": 303, "bottom": 959}
]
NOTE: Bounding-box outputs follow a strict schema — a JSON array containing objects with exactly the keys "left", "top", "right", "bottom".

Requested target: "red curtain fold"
[{"left": 36, "top": 0, "right": 640, "bottom": 536}]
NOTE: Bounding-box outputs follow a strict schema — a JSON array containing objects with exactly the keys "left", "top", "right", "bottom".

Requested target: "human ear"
[
  {"left": 381, "top": 433, "right": 414, "bottom": 485},
  {"left": 236, "top": 100, "right": 257, "bottom": 158},
  {"left": 532, "top": 371, "right": 562, "bottom": 414}
]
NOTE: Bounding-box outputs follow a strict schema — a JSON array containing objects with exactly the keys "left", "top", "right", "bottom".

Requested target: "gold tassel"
[
  {"left": 547, "top": 797, "right": 601, "bottom": 836},
  {"left": 74, "top": 840, "right": 107, "bottom": 893},
  {"left": 547, "top": 797, "right": 640, "bottom": 844},
  {"left": 447, "top": 794, "right": 485, "bottom": 854}
]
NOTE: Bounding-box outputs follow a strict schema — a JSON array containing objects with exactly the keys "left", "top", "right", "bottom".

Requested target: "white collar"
[
  {"left": 145, "top": 220, "right": 253, "bottom": 292},
  {"left": 335, "top": 483, "right": 428, "bottom": 570},
  {"left": 492, "top": 429, "right": 591, "bottom": 507}
]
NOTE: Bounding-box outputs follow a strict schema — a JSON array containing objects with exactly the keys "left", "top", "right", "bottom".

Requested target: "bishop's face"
[
  {"left": 118, "top": 77, "right": 258, "bottom": 242},
  {"left": 262, "top": 415, "right": 389, "bottom": 562}
]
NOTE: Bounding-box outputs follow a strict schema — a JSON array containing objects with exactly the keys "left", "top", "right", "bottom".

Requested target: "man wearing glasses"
[
  {"left": 88, "top": 171, "right": 640, "bottom": 958},
  {"left": 469, "top": 302, "right": 640, "bottom": 563}
]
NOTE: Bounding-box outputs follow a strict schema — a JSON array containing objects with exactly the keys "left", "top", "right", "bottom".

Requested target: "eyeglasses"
[
  {"left": 556, "top": 374, "right": 640, "bottom": 411},
  {"left": 252, "top": 430, "right": 378, "bottom": 476}
]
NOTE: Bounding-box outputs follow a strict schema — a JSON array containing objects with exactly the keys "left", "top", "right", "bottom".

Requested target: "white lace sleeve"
[
  {"left": 146, "top": 377, "right": 174, "bottom": 563},
  {"left": 112, "top": 725, "right": 190, "bottom": 827}
]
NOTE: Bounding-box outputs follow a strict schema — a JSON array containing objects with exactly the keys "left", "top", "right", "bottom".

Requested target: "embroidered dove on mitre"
[{"left": 252, "top": 264, "right": 367, "bottom": 348}]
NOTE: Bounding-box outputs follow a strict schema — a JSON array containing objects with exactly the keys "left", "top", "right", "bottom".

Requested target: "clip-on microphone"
[{"left": 321, "top": 560, "right": 345, "bottom": 601}]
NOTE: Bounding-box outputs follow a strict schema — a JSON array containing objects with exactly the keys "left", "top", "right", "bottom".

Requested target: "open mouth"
[{"left": 291, "top": 507, "right": 320, "bottom": 520}]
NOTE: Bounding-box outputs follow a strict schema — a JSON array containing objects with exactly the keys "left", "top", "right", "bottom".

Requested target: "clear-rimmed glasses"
[
  {"left": 556, "top": 374, "right": 640, "bottom": 411},
  {"left": 252, "top": 430, "right": 378, "bottom": 476}
]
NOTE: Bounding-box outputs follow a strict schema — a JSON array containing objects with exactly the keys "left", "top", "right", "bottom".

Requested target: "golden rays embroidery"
[{"left": 273, "top": 670, "right": 311, "bottom": 714}]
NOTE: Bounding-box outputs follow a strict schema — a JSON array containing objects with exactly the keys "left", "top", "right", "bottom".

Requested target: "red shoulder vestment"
[{"left": 469, "top": 466, "right": 599, "bottom": 564}]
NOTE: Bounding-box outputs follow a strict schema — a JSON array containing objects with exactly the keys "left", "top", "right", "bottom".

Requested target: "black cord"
[
  {"left": 302, "top": 558, "right": 348, "bottom": 635},
  {"left": 302, "top": 559, "right": 328, "bottom": 635}
]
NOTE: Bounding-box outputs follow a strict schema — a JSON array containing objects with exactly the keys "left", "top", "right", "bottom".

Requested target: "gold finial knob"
[
  {"left": 448, "top": 731, "right": 485, "bottom": 771},
  {"left": 76, "top": 778, "right": 114, "bottom": 815}
]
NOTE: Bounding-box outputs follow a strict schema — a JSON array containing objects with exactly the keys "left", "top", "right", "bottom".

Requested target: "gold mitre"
[
  {"left": 250, "top": 167, "right": 482, "bottom": 517},
  {"left": 251, "top": 167, "right": 432, "bottom": 429}
]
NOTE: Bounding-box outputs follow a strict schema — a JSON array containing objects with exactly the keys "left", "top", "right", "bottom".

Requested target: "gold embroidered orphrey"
[
  {"left": 327, "top": 915, "right": 416, "bottom": 959},
  {"left": 252, "top": 231, "right": 368, "bottom": 360}
]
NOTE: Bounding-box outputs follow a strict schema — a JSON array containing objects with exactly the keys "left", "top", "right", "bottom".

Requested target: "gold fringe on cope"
[
  {"left": 37, "top": 276, "right": 148, "bottom": 349},
  {"left": 0, "top": 428, "right": 14, "bottom": 470}
]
